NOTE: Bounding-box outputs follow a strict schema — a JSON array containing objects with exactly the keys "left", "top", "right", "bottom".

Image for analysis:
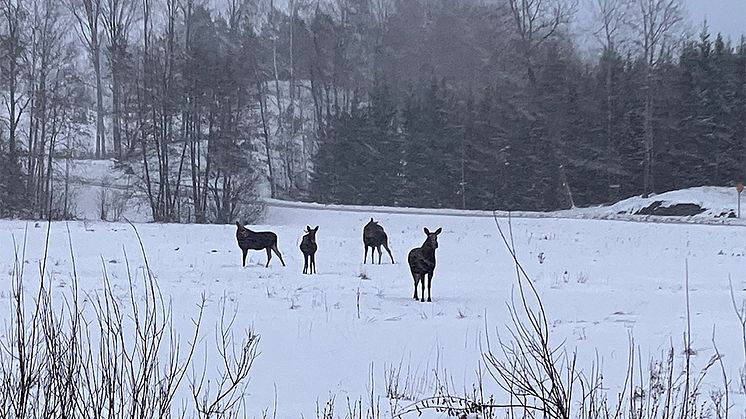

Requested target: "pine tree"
[
  {"left": 595, "top": 45, "right": 628, "bottom": 202},
  {"left": 615, "top": 57, "right": 646, "bottom": 198},
  {"left": 401, "top": 78, "right": 462, "bottom": 208},
  {"left": 310, "top": 110, "right": 370, "bottom": 204},
  {"left": 462, "top": 87, "right": 510, "bottom": 210},
  {"left": 362, "top": 79, "right": 404, "bottom": 205}
]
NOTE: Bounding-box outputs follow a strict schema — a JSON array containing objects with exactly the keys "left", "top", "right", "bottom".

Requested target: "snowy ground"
[
  {"left": 271, "top": 185, "right": 746, "bottom": 225},
  {"left": 2, "top": 201, "right": 746, "bottom": 417}
]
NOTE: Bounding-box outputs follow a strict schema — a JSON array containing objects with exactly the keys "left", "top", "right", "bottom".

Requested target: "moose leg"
[
  {"left": 426, "top": 272, "right": 433, "bottom": 302},
  {"left": 271, "top": 244, "right": 286, "bottom": 266},
  {"left": 382, "top": 242, "right": 394, "bottom": 264},
  {"left": 420, "top": 276, "right": 426, "bottom": 303},
  {"left": 412, "top": 273, "right": 419, "bottom": 300},
  {"left": 241, "top": 249, "right": 248, "bottom": 267},
  {"left": 377, "top": 246, "right": 382, "bottom": 264},
  {"left": 303, "top": 254, "right": 308, "bottom": 274},
  {"left": 265, "top": 248, "right": 272, "bottom": 267},
  {"left": 364, "top": 246, "right": 369, "bottom": 264},
  {"left": 311, "top": 253, "right": 316, "bottom": 274}
]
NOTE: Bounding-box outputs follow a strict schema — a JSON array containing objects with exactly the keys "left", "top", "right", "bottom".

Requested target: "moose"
[
  {"left": 235, "top": 222, "right": 286, "bottom": 268},
  {"left": 407, "top": 227, "right": 442, "bottom": 302},
  {"left": 300, "top": 226, "right": 319, "bottom": 274},
  {"left": 363, "top": 218, "right": 394, "bottom": 264}
]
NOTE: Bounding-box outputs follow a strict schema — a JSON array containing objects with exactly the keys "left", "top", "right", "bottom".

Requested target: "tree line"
[
  {"left": 311, "top": 0, "right": 746, "bottom": 210},
  {"left": 0, "top": 0, "right": 744, "bottom": 220}
]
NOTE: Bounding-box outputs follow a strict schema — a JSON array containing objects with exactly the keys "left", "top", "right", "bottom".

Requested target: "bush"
[{"left": 0, "top": 223, "right": 259, "bottom": 418}]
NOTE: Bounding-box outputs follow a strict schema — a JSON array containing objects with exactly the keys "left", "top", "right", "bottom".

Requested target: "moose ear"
[
  {"left": 314, "top": 226, "right": 319, "bottom": 231},
  {"left": 434, "top": 227, "right": 442, "bottom": 235},
  {"left": 370, "top": 217, "right": 374, "bottom": 222},
  {"left": 306, "top": 225, "right": 311, "bottom": 231},
  {"left": 424, "top": 227, "right": 430, "bottom": 235},
  {"left": 235, "top": 221, "right": 242, "bottom": 228}
]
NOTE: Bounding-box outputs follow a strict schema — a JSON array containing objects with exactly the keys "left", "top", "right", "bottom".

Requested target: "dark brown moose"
[
  {"left": 235, "top": 222, "right": 286, "bottom": 268},
  {"left": 300, "top": 226, "right": 319, "bottom": 274},
  {"left": 363, "top": 218, "right": 394, "bottom": 264},
  {"left": 407, "top": 227, "right": 441, "bottom": 302}
]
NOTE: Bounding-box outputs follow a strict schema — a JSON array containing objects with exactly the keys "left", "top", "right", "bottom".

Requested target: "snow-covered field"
[{"left": 2, "top": 201, "right": 746, "bottom": 417}]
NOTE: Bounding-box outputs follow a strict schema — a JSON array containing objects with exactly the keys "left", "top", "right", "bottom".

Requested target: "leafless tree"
[
  {"left": 137, "top": 0, "right": 155, "bottom": 217},
  {"left": 102, "top": 0, "right": 137, "bottom": 160},
  {"left": 258, "top": 79, "right": 277, "bottom": 199},
  {"left": 67, "top": 0, "right": 106, "bottom": 158},
  {"left": 136, "top": 0, "right": 187, "bottom": 222},
  {"left": 1, "top": 0, "right": 30, "bottom": 170},
  {"left": 370, "top": 0, "right": 393, "bottom": 38},
  {"left": 506, "top": 0, "right": 577, "bottom": 84},
  {"left": 591, "top": 0, "right": 633, "bottom": 201},
  {"left": 269, "top": 0, "right": 284, "bottom": 136},
  {"left": 631, "top": 0, "right": 684, "bottom": 196},
  {"left": 26, "top": 0, "right": 74, "bottom": 219},
  {"left": 592, "top": 0, "right": 632, "bottom": 49}
]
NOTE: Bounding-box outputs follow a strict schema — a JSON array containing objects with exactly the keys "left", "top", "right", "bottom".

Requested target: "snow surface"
[
  {"left": 60, "top": 158, "right": 148, "bottom": 221},
  {"left": 567, "top": 186, "right": 745, "bottom": 220},
  {"left": 2, "top": 198, "right": 746, "bottom": 417},
  {"left": 268, "top": 186, "right": 746, "bottom": 225}
]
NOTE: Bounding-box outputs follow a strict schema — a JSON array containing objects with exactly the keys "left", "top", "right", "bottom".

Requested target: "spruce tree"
[{"left": 363, "top": 79, "right": 404, "bottom": 206}]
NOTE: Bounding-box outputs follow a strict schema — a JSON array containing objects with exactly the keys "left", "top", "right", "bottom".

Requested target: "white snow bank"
[{"left": 268, "top": 186, "right": 746, "bottom": 226}]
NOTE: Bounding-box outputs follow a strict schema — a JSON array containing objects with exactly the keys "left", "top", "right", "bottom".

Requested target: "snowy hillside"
[{"left": 2, "top": 200, "right": 746, "bottom": 417}]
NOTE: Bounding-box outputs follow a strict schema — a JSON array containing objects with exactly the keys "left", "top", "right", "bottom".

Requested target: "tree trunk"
[
  {"left": 289, "top": 0, "right": 295, "bottom": 126},
  {"left": 93, "top": 21, "right": 106, "bottom": 158},
  {"left": 270, "top": 0, "right": 284, "bottom": 135},
  {"left": 643, "top": 73, "right": 654, "bottom": 197},
  {"left": 258, "top": 82, "right": 276, "bottom": 198},
  {"left": 139, "top": 0, "right": 156, "bottom": 218},
  {"left": 112, "top": 66, "right": 122, "bottom": 159},
  {"left": 606, "top": 53, "right": 615, "bottom": 202}
]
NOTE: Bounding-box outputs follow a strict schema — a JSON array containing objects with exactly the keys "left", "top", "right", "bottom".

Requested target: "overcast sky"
[{"left": 685, "top": 0, "right": 745, "bottom": 42}]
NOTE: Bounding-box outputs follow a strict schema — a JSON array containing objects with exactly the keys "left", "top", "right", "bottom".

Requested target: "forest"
[{"left": 0, "top": 0, "right": 744, "bottom": 220}]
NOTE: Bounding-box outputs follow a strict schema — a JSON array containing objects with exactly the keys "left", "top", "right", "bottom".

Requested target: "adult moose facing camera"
[
  {"left": 408, "top": 227, "right": 441, "bottom": 302},
  {"left": 235, "top": 222, "right": 286, "bottom": 268},
  {"left": 363, "top": 218, "right": 394, "bottom": 264},
  {"left": 300, "top": 226, "right": 319, "bottom": 274}
]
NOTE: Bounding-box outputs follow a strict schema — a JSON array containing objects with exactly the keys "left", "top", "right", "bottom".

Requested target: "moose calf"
[
  {"left": 407, "top": 227, "right": 441, "bottom": 302},
  {"left": 235, "top": 222, "right": 286, "bottom": 268},
  {"left": 300, "top": 226, "right": 319, "bottom": 274},
  {"left": 363, "top": 218, "right": 394, "bottom": 264}
]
